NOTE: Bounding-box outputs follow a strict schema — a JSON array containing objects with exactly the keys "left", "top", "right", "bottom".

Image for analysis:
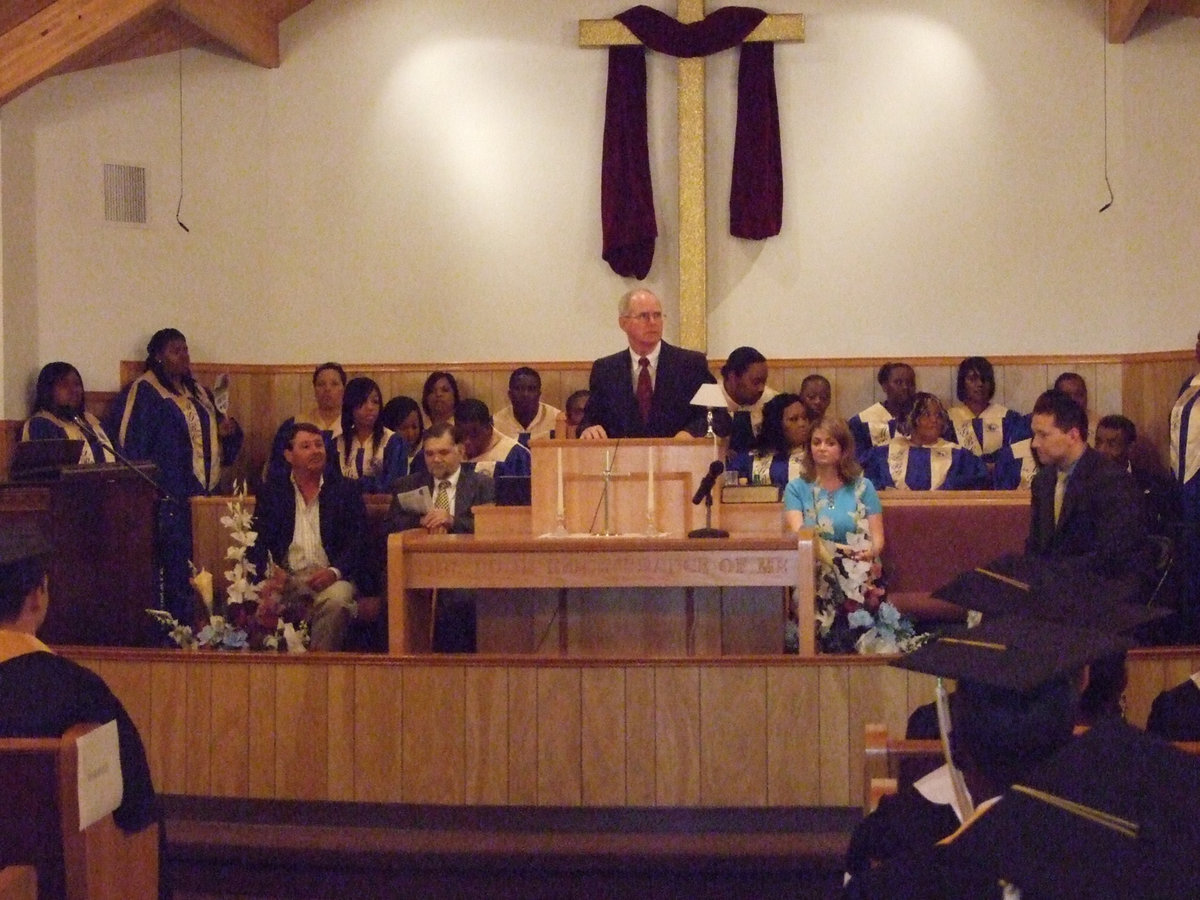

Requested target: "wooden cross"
[{"left": 580, "top": 2, "right": 805, "bottom": 353}]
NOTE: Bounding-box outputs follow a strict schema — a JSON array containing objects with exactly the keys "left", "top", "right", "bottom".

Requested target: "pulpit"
[
  {"left": 0, "top": 464, "right": 159, "bottom": 646},
  {"left": 388, "top": 439, "right": 815, "bottom": 655}
]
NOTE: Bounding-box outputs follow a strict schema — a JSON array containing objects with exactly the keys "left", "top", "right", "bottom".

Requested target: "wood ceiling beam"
[
  {"left": 1108, "top": 0, "right": 1152, "bottom": 42},
  {"left": 0, "top": 0, "right": 165, "bottom": 105},
  {"left": 177, "top": 0, "right": 279, "bottom": 68}
]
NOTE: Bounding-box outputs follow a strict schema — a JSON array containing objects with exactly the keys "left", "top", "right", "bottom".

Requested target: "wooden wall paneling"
[
  {"left": 95, "top": 659, "right": 153, "bottom": 754},
  {"left": 506, "top": 666, "right": 538, "bottom": 804},
  {"left": 184, "top": 659, "right": 213, "bottom": 795},
  {"left": 352, "top": 664, "right": 404, "bottom": 802},
  {"left": 1001, "top": 363, "right": 1047, "bottom": 415},
  {"left": 536, "top": 668, "right": 583, "bottom": 805},
  {"left": 1124, "top": 654, "right": 1168, "bottom": 729},
  {"left": 834, "top": 366, "right": 875, "bottom": 422},
  {"left": 699, "top": 665, "right": 767, "bottom": 806},
  {"left": 0, "top": 420, "right": 21, "bottom": 481},
  {"left": 624, "top": 665, "right": 657, "bottom": 805},
  {"left": 208, "top": 662, "right": 250, "bottom": 797},
  {"left": 765, "top": 664, "right": 822, "bottom": 805},
  {"left": 580, "top": 667, "right": 627, "bottom": 806},
  {"left": 326, "top": 663, "right": 356, "bottom": 801},
  {"left": 401, "top": 666, "right": 466, "bottom": 804},
  {"left": 1092, "top": 362, "right": 1122, "bottom": 421},
  {"left": 247, "top": 663, "right": 276, "bottom": 797},
  {"left": 654, "top": 666, "right": 701, "bottom": 805},
  {"left": 149, "top": 660, "right": 190, "bottom": 794},
  {"left": 273, "top": 663, "right": 329, "bottom": 801},
  {"left": 1124, "top": 355, "right": 1194, "bottom": 459},
  {"left": 816, "top": 664, "right": 850, "bottom": 806},
  {"left": 464, "top": 665, "right": 509, "bottom": 805}
]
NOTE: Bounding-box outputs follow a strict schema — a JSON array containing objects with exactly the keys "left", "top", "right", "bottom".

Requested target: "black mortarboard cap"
[
  {"left": 0, "top": 523, "right": 52, "bottom": 568},
  {"left": 932, "top": 561, "right": 1168, "bottom": 636},
  {"left": 891, "top": 615, "right": 1130, "bottom": 695},
  {"left": 942, "top": 719, "right": 1200, "bottom": 898}
]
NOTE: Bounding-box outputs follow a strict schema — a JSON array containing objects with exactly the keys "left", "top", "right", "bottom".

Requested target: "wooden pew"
[{"left": 0, "top": 723, "right": 159, "bottom": 899}]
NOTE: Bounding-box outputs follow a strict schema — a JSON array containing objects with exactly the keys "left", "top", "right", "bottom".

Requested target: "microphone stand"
[
  {"left": 687, "top": 489, "right": 729, "bottom": 539},
  {"left": 71, "top": 414, "right": 173, "bottom": 503}
]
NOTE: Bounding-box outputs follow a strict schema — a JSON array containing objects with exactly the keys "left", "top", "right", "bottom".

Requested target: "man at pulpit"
[
  {"left": 578, "top": 288, "right": 714, "bottom": 440},
  {"left": 386, "top": 423, "right": 494, "bottom": 652}
]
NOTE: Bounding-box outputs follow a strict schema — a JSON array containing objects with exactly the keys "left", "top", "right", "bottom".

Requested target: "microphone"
[
  {"left": 691, "top": 460, "right": 725, "bottom": 505},
  {"left": 71, "top": 415, "right": 174, "bottom": 502}
]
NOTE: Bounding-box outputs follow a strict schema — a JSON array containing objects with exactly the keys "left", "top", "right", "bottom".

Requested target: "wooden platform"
[{"left": 63, "top": 646, "right": 1200, "bottom": 811}]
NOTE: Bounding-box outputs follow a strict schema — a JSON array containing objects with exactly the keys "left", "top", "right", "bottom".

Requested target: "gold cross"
[{"left": 580, "top": 2, "right": 805, "bottom": 353}]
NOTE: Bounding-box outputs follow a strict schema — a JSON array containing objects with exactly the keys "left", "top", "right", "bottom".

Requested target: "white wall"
[{"left": 1, "top": 0, "right": 1199, "bottom": 412}]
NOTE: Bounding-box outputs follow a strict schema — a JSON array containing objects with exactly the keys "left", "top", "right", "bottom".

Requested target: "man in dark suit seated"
[
  {"left": 387, "top": 422, "right": 495, "bottom": 651},
  {"left": 1023, "top": 390, "right": 1153, "bottom": 605},
  {"left": 1147, "top": 671, "right": 1200, "bottom": 740},
  {"left": 578, "top": 288, "right": 715, "bottom": 440},
  {"left": 249, "top": 422, "right": 367, "bottom": 651}
]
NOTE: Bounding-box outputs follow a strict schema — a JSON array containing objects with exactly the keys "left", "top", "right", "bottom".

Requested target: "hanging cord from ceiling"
[
  {"left": 175, "top": 3, "right": 190, "bottom": 232},
  {"left": 1099, "top": 2, "right": 1114, "bottom": 213}
]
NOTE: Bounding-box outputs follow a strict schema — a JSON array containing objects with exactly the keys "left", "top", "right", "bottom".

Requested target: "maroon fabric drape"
[{"left": 600, "top": 5, "right": 783, "bottom": 278}]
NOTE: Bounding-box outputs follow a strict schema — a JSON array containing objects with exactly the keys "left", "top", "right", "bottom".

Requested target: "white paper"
[
  {"left": 212, "top": 373, "right": 231, "bottom": 415},
  {"left": 75, "top": 719, "right": 124, "bottom": 831},
  {"left": 395, "top": 485, "right": 432, "bottom": 515}
]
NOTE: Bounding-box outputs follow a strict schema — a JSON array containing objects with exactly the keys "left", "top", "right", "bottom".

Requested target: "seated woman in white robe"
[
  {"left": 848, "top": 362, "right": 918, "bottom": 465},
  {"left": 21, "top": 362, "right": 116, "bottom": 464},
  {"left": 728, "top": 392, "right": 809, "bottom": 487},
  {"left": 947, "top": 356, "right": 1028, "bottom": 467},
  {"left": 865, "top": 393, "right": 990, "bottom": 491},
  {"left": 333, "top": 377, "right": 407, "bottom": 493}
]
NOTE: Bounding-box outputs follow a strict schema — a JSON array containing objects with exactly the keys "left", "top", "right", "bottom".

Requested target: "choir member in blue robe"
[
  {"left": 456, "top": 398, "right": 533, "bottom": 478},
  {"left": 865, "top": 393, "right": 990, "bottom": 491},
  {"left": 265, "top": 362, "right": 345, "bottom": 484},
  {"left": 947, "top": 356, "right": 1028, "bottom": 466},
  {"left": 20, "top": 362, "right": 116, "bottom": 464},
  {"left": 109, "top": 328, "right": 243, "bottom": 625},
  {"left": 1170, "top": 328, "right": 1200, "bottom": 639},
  {"left": 848, "top": 362, "right": 917, "bottom": 464},
  {"left": 728, "top": 392, "right": 809, "bottom": 487},
  {"left": 333, "top": 377, "right": 407, "bottom": 493},
  {"left": 992, "top": 436, "right": 1039, "bottom": 490},
  {"left": 382, "top": 394, "right": 426, "bottom": 476}
]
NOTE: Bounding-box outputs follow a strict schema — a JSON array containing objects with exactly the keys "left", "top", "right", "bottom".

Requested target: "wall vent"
[{"left": 103, "top": 163, "right": 147, "bottom": 225}]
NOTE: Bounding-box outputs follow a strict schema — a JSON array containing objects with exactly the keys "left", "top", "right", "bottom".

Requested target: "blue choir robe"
[
  {"left": 469, "top": 433, "right": 532, "bottom": 479},
  {"left": 334, "top": 428, "right": 407, "bottom": 493},
  {"left": 109, "top": 371, "right": 241, "bottom": 499},
  {"left": 992, "top": 437, "right": 1039, "bottom": 490},
  {"left": 848, "top": 403, "right": 900, "bottom": 464},
  {"left": 865, "top": 436, "right": 990, "bottom": 491},
  {"left": 730, "top": 448, "right": 806, "bottom": 487},
  {"left": 947, "top": 402, "right": 1028, "bottom": 462},
  {"left": 21, "top": 410, "right": 116, "bottom": 464}
]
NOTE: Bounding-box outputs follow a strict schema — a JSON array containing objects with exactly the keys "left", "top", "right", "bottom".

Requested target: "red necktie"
[{"left": 637, "top": 356, "right": 653, "bottom": 423}]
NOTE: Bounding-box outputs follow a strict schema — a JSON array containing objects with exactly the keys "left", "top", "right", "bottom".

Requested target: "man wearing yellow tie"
[
  {"left": 385, "top": 422, "right": 495, "bottom": 651},
  {"left": 1025, "top": 389, "right": 1152, "bottom": 606}
]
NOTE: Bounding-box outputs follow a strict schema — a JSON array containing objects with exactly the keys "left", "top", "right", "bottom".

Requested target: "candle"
[
  {"left": 556, "top": 447, "right": 565, "bottom": 519},
  {"left": 646, "top": 446, "right": 656, "bottom": 519}
]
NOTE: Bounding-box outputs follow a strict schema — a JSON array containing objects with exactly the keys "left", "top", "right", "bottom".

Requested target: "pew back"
[{"left": 0, "top": 723, "right": 159, "bottom": 900}]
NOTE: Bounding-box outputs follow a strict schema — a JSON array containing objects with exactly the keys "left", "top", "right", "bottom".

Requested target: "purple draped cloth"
[{"left": 601, "top": 5, "right": 783, "bottom": 279}]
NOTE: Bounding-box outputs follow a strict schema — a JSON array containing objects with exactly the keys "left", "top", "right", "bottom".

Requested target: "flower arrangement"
[
  {"left": 148, "top": 481, "right": 309, "bottom": 652},
  {"left": 814, "top": 527, "right": 924, "bottom": 655}
]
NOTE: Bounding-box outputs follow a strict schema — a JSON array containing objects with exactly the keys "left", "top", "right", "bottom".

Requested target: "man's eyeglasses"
[{"left": 622, "top": 312, "right": 663, "bottom": 323}]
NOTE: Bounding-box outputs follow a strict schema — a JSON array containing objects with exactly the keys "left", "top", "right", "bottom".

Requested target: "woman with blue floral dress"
[{"left": 784, "top": 417, "right": 918, "bottom": 653}]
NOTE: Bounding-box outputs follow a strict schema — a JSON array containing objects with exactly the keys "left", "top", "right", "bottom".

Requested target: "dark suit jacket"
[
  {"left": 248, "top": 476, "right": 368, "bottom": 588},
  {"left": 386, "top": 467, "right": 495, "bottom": 535},
  {"left": 1025, "top": 446, "right": 1152, "bottom": 600},
  {"left": 580, "top": 341, "right": 715, "bottom": 438}
]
